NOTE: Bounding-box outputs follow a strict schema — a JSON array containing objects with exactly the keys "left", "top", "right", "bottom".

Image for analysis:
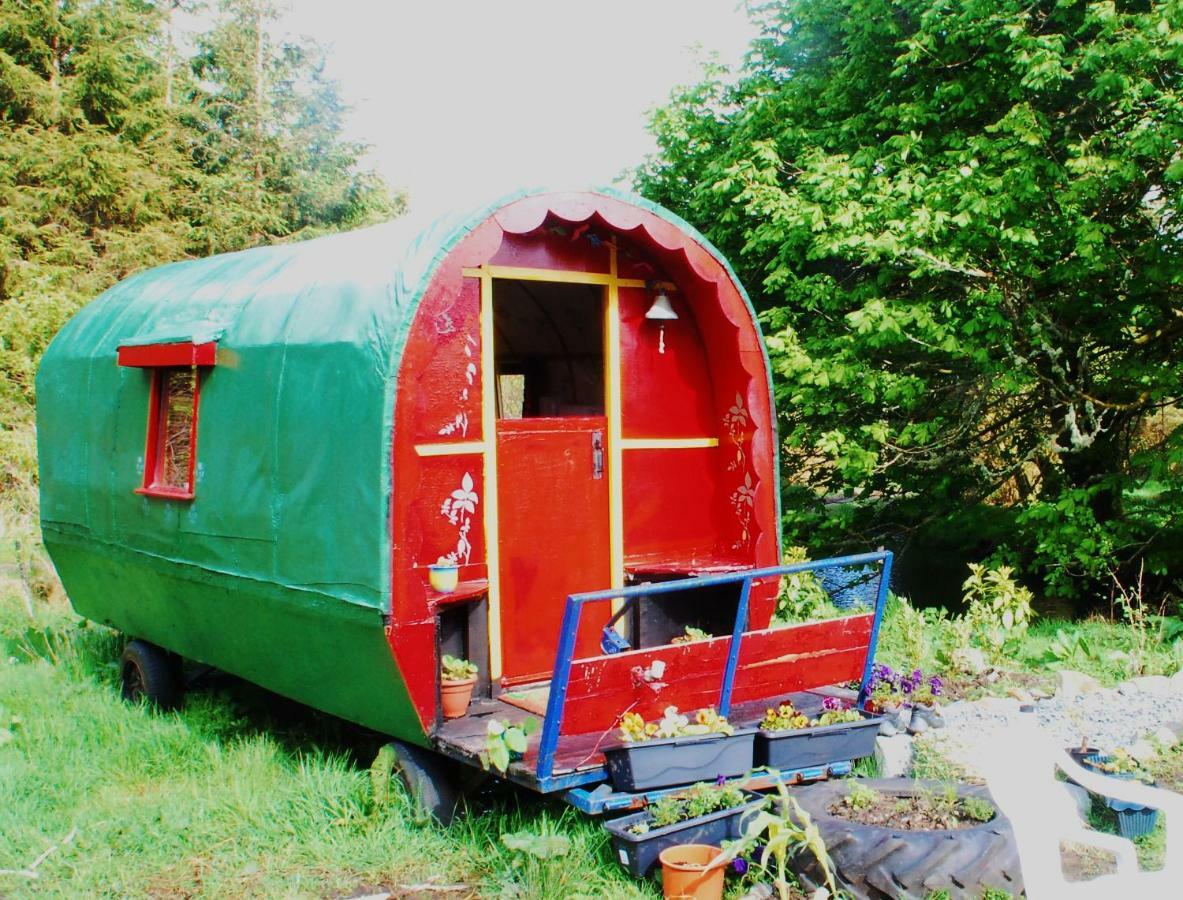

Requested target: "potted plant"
[
  {"left": 428, "top": 554, "right": 459, "bottom": 593},
  {"left": 1080, "top": 747, "right": 1159, "bottom": 838},
  {"left": 866, "top": 663, "right": 912, "bottom": 732},
  {"left": 754, "top": 696, "right": 882, "bottom": 770},
  {"left": 604, "top": 781, "right": 764, "bottom": 877},
  {"left": 904, "top": 669, "right": 946, "bottom": 732},
  {"left": 603, "top": 706, "right": 756, "bottom": 792},
  {"left": 658, "top": 843, "right": 728, "bottom": 900},
  {"left": 440, "top": 654, "right": 477, "bottom": 718}
]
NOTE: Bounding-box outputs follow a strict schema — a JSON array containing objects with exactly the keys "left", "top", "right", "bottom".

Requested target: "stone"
[
  {"left": 874, "top": 734, "right": 914, "bottom": 778},
  {"left": 1121, "top": 675, "right": 1171, "bottom": 697},
  {"left": 1168, "top": 670, "right": 1183, "bottom": 695},
  {"left": 1127, "top": 739, "right": 1158, "bottom": 764},
  {"left": 1056, "top": 670, "right": 1102, "bottom": 700},
  {"left": 971, "top": 696, "right": 1021, "bottom": 715},
  {"left": 1163, "top": 720, "right": 1183, "bottom": 742}
]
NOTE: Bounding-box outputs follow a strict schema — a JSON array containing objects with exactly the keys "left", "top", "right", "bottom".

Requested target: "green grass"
[{"left": 0, "top": 587, "right": 654, "bottom": 898}]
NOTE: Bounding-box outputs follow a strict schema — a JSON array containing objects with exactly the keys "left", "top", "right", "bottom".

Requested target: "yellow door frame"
[{"left": 405, "top": 261, "right": 717, "bottom": 681}]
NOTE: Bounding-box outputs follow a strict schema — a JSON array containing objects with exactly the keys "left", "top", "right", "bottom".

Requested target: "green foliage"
[
  {"left": 481, "top": 717, "right": 538, "bottom": 773},
  {"left": 628, "top": 782, "right": 748, "bottom": 834},
  {"left": 772, "top": 546, "right": 845, "bottom": 623},
  {"left": 637, "top": 0, "right": 1183, "bottom": 604},
  {"left": 962, "top": 564, "right": 1034, "bottom": 653},
  {"left": 670, "top": 624, "right": 710, "bottom": 643},
  {"left": 0, "top": 1, "right": 403, "bottom": 561},
  {"left": 961, "top": 795, "right": 997, "bottom": 824},
  {"left": 0, "top": 587, "right": 650, "bottom": 897},
  {"left": 842, "top": 779, "right": 881, "bottom": 811},
  {"left": 440, "top": 654, "right": 477, "bottom": 681},
  {"left": 724, "top": 778, "right": 837, "bottom": 900},
  {"left": 499, "top": 828, "right": 571, "bottom": 859}
]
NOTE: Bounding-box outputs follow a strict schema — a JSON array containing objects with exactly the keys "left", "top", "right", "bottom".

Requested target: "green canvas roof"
[{"left": 37, "top": 187, "right": 776, "bottom": 616}]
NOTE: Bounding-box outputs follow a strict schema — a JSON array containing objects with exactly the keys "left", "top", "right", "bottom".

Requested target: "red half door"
[{"left": 496, "top": 416, "right": 611, "bottom": 684}]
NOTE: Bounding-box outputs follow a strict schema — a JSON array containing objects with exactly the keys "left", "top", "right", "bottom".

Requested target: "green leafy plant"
[
  {"left": 627, "top": 782, "right": 748, "bottom": 834},
  {"left": 773, "top": 546, "right": 838, "bottom": 623},
  {"left": 482, "top": 717, "right": 538, "bottom": 773},
  {"left": 617, "top": 706, "right": 734, "bottom": 743},
  {"left": 843, "top": 779, "right": 881, "bottom": 811},
  {"left": 961, "top": 795, "right": 996, "bottom": 823},
  {"left": 637, "top": 0, "right": 1183, "bottom": 607},
  {"left": 891, "top": 596, "right": 930, "bottom": 670},
  {"left": 440, "top": 654, "right": 477, "bottom": 681},
  {"left": 723, "top": 778, "right": 836, "bottom": 900},
  {"left": 962, "top": 565, "right": 1033, "bottom": 653},
  {"left": 1042, "top": 629, "right": 1098, "bottom": 668},
  {"left": 500, "top": 829, "right": 571, "bottom": 859}
]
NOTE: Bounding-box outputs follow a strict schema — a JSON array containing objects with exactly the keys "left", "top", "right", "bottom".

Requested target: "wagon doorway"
[{"left": 492, "top": 278, "right": 611, "bottom": 684}]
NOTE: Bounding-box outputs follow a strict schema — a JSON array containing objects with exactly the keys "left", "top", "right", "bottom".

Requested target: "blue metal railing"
[{"left": 533, "top": 550, "right": 893, "bottom": 784}]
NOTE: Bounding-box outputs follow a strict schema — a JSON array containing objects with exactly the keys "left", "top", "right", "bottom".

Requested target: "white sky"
[{"left": 267, "top": 2, "right": 758, "bottom": 214}]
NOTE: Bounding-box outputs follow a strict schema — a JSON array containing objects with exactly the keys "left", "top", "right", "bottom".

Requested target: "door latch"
[{"left": 591, "top": 430, "right": 604, "bottom": 479}]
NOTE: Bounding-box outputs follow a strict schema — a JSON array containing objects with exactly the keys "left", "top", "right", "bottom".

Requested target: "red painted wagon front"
[{"left": 383, "top": 191, "right": 885, "bottom": 801}]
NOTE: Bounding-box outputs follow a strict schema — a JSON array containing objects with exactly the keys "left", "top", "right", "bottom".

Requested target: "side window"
[
  {"left": 143, "top": 367, "right": 200, "bottom": 497},
  {"left": 117, "top": 341, "right": 216, "bottom": 500}
]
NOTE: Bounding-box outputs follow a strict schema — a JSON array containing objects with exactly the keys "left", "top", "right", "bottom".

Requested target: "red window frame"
[{"left": 118, "top": 341, "right": 217, "bottom": 500}]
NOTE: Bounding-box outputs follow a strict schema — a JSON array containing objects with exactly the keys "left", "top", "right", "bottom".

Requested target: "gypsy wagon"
[{"left": 37, "top": 189, "right": 890, "bottom": 817}]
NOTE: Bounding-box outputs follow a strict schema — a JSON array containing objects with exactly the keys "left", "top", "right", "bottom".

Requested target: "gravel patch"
[{"left": 931, "top": 688, "right": 1183, "bottom": 761}]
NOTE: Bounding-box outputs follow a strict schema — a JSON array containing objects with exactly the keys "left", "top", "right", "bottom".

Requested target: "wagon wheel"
[
  {"left": 120, "top": 639, "right": 183, "bottom": 709},
  {"left": 387, "top": 740, "right": 478, "bottom": 826}
]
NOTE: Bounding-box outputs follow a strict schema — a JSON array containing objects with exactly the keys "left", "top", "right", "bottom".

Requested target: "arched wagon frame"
[{"left": 37, "top": 189, "right": 889, "bottom": 810}]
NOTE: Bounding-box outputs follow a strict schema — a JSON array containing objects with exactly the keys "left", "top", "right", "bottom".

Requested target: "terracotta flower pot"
[
  {"left": 658, "top": 843, "right": 726, "bottom": 900},
  {"left": 440, "top": 676, "right": 476, "bottom": 719}
]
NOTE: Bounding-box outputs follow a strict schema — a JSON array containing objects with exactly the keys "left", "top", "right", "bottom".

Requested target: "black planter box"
[
  {"left": 603, "top": 790, "right": 765, "bottom": 877},
  {"left": 755, "top": 711, "right": 882, "bottom": 770},
  {"left": 602, "top": 729, "right": 757, "bottom": 792}
]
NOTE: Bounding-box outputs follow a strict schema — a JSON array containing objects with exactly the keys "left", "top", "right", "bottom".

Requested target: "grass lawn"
[{"left": 0, "top": 585, "right": 654, "bottom": 898}]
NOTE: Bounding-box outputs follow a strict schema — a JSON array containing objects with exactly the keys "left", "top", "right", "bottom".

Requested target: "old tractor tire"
[
  {"left": 388, "top": 740, "right": 466, "bottom": 826},
  {"left": 791, "top": 778, "right": 1023, "bottom": 900},
  {"left": 120, "top": 639, "right": 183, "bottom": 709}
]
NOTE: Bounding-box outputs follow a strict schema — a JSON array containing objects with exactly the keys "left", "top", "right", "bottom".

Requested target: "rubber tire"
[
  {"left": 120, "top": 639, "right": 183, "bottom": 709},
  {"left": 388, "top": 740, "right": 466, "bottom": 826},
  {"left": 791, "top": 778, "right": 1023, "bottom": 899}
]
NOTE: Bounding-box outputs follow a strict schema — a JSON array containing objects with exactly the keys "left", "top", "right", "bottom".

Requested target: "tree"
[
  {"left": 637, "top": 0, "right": 1183, "bottom": 604},
  {"left": 0, "top": 0, "right": 401, "bottom": 526},
  {"left": 188, "top": 0, "right": 399, "bottom": 249}
]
